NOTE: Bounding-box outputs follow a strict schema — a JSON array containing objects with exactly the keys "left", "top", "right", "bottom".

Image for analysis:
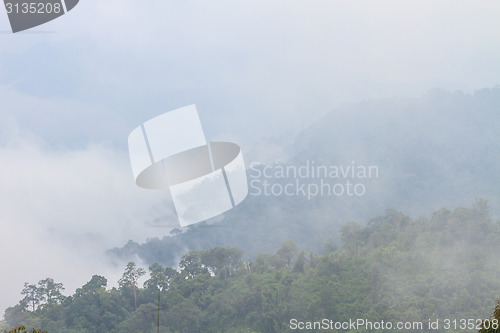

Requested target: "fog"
[
  {"left": 0, "top": 133, "right": 179, "bottom": 314},
  {"left": 1, "top": 0, "right": 500, "bottom": 319},
  {"left": 1, "top": 1, "right": 500, "bottom": 149}
]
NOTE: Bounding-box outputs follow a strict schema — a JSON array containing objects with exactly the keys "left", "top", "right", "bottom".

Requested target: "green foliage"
[
  {"left": 3, "top": 325, "right": 47, "bottom": 333},
  {"left": 37, "top": 279, "right": 65, "bottom": 307},
  {"left": 118, "top": 262, "right": 146, "bottom": 311},
  {"left": 5, "top": 202, "right": 500, "bottom": 333},
  {"left": 19, "top": 278, "right": 64, "bottom": 313},
  {"left": 479, "top": 301, "right": 500, "bottom": 333}
]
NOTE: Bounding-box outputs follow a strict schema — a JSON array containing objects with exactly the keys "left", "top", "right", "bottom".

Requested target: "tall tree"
[
  {"left": 118, "top": 262, "right": 146, "bottom": 311},
  {"left": 37, "top": 278, "right": 65, "bottom": 306},
  {"left": 179, "top": 251, "right": 207, "bottom": 279},
  {"left": 20, "top": 284, "right": 40, "bottom": 312},
  {"left": 144, "top": 263, "right": 177, "bottom": 333}
]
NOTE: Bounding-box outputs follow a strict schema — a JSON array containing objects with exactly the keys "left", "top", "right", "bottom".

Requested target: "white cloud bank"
[
  {"left": 0, "top": 135, "right": 178, "bottom": 316},
  {"left": 2, "top": 1, "right": 500, "bottom": 149}
]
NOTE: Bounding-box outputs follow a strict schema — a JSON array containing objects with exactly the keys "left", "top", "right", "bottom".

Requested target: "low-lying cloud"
[{"left": 0, "top": 135, "right": 177, "bottom": 316}]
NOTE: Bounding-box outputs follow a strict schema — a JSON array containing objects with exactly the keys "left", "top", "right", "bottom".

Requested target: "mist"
[
  {"left": 0, "top": 134, "right": 179, "bottom": 315},
  {"left": 1, "top": 0, "right": 500, "bottom": 328}
]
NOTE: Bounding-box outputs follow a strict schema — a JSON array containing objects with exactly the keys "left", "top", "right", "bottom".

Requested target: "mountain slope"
[{"left": 108, "top": 87, "right": 500, "bottom": 266}]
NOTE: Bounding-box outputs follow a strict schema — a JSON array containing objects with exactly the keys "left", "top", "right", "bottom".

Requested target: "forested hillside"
[
  {"left": 109, "top": 88, "right": 500, "bottom": 267},
  {"left": 4, "top": 201, "right": 500, "bottom": 332}
]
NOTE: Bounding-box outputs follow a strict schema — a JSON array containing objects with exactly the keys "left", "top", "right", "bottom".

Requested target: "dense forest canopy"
[{"left": 3, "top": 200, "right": 500, "bottom": 332}]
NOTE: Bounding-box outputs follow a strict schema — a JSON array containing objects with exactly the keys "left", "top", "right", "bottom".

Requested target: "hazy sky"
[{"left": 1, "top": 0, "right": 499, "bottom": 316}]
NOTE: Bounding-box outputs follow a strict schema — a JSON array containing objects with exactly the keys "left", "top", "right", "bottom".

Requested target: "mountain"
[{"left": 108, "top": 87, "right": 500, "bottom": 267}]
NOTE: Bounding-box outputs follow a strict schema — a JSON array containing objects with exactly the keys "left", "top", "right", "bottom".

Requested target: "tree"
[
  {"left": 118, "top": 262, "right": 146, "bottom": 311},
  {"left": 179, "top": 251, "right": 207, "bottom": 279},
  {"left": 144, "top": 263, "right": 177, "bottom": 333},
  {"left": 479, "top": 300, "right": 500, "bottom": 333},
  {"left": 20, "top": 278, "right": 64, "bottom": 312},
  {"left": 3, "top": 306, "right": 24, "bottom": 329},
  {"left": 3, "top": 325, "right": 47, "bottom": 333},
  {"left": 340, "top": 221, "right": 362, "bottom": 256},
  {"left": 20, "top": 284, "right": 41, "bottom": 312},
  {"left": 37, "top": 278, "right": 65, "bottom": 307},
  {"left": 293, "top": 251, "right": 306, "bottom": 273},
  {"left": 75, "top": 275, "right": 107, "bottom": 297},
  {"left": 276, "top": 240, "right": 298, "bottom": 268},
  {"left": 201, "top": 247, "right": 243, "bottom": 279}
]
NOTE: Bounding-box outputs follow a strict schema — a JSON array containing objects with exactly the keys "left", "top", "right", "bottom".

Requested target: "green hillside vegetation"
[
  {"left": 5, "top": 200, "right": 500, "bottom": 333},
  {"left": 109, "top": 88, "right": 500, "bottom": 268}
]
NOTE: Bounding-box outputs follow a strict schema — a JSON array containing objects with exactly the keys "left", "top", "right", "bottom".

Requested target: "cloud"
[
  {"left": 2, "top": 1, "right": 500, "bottom": 150},
  {"left": 1, "top": 0, "right": 500, "bottom": 319},
  {"left": 0, "top": 134, "right": 177, "bottom": 315}
]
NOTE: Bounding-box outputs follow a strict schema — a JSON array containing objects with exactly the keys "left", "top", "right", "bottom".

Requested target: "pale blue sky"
[{"left": 1, "top": 1, "right": 499, "bottom": 149}]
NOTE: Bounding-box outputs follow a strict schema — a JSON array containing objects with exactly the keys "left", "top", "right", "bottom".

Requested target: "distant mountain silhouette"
[{"left": 108, "top": 87, "right": 500, "bottom": 267}]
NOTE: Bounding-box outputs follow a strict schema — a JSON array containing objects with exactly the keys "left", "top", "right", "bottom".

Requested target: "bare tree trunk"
[
  {"left": 134, "top": 286, "right": 137, "bottom": 311},
  {"left": 157, "top": 289, "right": 160, "bottom": 333}
]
